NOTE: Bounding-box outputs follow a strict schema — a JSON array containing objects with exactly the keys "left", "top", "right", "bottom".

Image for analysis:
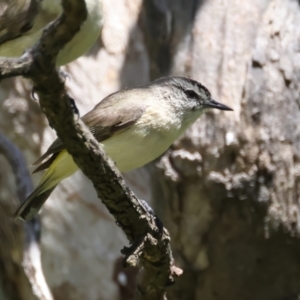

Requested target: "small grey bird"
[
  {"left": 0, "top": 0, "right": 102, "bottom": 66},
  {"left": 14, "top": 76, "right": 233, "bottom": 221}
]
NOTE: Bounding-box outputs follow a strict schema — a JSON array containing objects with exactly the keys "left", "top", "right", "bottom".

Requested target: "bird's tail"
[
  {"left": 13, "top": 149, "right": 78, "bottom": 221},
  {"left": 13, "top": 185, "right": 57, "bottom": 221}
]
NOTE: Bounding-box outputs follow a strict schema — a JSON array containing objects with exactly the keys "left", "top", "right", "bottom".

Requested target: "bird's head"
[{"left": 152, "top": 76, "right": 233, "bottom": 114}]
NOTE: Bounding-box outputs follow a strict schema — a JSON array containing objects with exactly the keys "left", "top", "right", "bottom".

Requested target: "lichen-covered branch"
[{"left": 0, "top": 0, "right": 181, "bottom": 298}]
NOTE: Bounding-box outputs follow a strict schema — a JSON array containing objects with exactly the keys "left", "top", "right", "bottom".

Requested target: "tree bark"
[{"left": 148, "top": 0, "right": 300, "bottom": 299}]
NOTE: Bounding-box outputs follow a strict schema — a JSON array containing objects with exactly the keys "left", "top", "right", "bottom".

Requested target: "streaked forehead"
[{"left": 152, "top": 76, "right": 211, "bottom": 98}]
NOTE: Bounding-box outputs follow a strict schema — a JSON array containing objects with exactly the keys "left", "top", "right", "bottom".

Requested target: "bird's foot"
[{"left": 139, "top": 199, "right": 164, "bottom": 237}]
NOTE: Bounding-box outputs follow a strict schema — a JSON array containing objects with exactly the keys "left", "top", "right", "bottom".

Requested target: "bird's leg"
[
  {"left": 69, "top": 97, "right": 80, "bottom": 119},
  {"left": 139, "top": 199, "right": 164, "bottom": 237},
  {"left": 139, "top": 199, "right": 154, "bottom": 215},
  {"left": 58, "top": 68, "right": 71, "bottom": 82}
]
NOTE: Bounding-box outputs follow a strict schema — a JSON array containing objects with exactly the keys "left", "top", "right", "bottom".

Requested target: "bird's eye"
[{"left": 184, "top": 89, "right": 198, "bottom": 99}]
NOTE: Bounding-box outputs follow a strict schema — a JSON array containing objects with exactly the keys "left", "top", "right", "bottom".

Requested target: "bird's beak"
[{"left": 205, "top": 99, "right": 233, "bottom": 111}]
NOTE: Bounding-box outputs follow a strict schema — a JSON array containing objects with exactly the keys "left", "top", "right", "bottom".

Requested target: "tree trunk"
[
  {"left": 148, "top": 0, "right": 300, "bottom": 299},
  {"left": 1, "top": 0, "right": 300, "bottom": 299}
]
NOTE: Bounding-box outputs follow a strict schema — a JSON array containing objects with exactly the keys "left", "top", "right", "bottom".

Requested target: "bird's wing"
[
  {"left": 32, "top": 93, "right": 145, "bottom": 173},
  {"left": 0, "top": 0, "right": 39, "bottom": 44},
  {"left": 0, "top": 0, "right": 57, "bottom": 45}
]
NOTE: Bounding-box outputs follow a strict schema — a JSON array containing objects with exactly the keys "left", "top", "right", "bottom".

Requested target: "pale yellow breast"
[{"left": 102, "top": 104, "right": 183, "bottom": 172}]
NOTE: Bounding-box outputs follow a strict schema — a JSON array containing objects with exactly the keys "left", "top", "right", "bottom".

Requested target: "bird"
[
  {"left": 0, "top": 0, "right": 103, "bottom": 66},
  {"left": 13, "top": 76, "right": 233, "bottom": 221}
]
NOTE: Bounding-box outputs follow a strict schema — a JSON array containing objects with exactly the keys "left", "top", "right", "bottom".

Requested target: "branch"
[
  {"left": 0, "top": 0, "right": 182, "bottom": 298},
  {"left": 0, "top": 131, "right": 53, "bottom": 300}
]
